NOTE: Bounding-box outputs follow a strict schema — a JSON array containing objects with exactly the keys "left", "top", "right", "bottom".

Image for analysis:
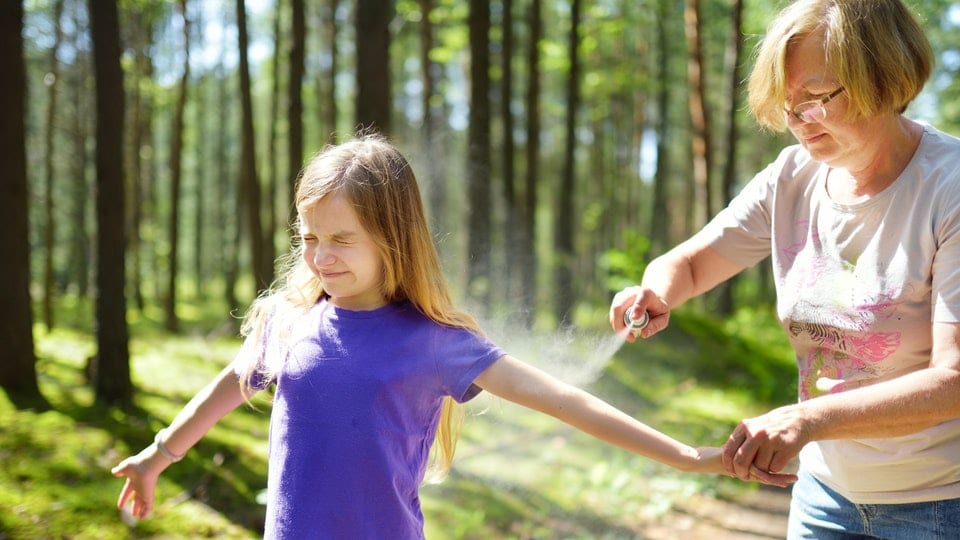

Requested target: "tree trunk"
[
  {"left": 288, "top": 0, "right": 305, "bottom": 225},
  {"left": 265, "top": 0, "right": 281, "bottom": 271},
  {"left": 194, "top": 72, "right": 207, "bottom": 301},
  {"left": 684, "top": 0, "right": 712, "bottom": 231},
  {"left": 64, "top": 2, "right": 94, "bottom": 300},
  {"left": 68, "top": 0, "right": 92, "bottom": 300},
  {"left": 237, "top": 0, "right": 270, "bottom": 295},
  {"left": 715, "top": 0, "right": 744, "bottom": 316},
  {"left": 165, "top": 0, "right": 190, "bottom": 332},
  {"left": 355, "top": 0, "right": 392, "bottom": 133},
  {"left": 420, "top": 0, "right": 449, "bottom": 236},
  {"left": 467, "top": 0, "right": 492, "bottom": 311},
  {"left": 90, "top": 0, "right": 132, "bottom": 406},
  {"left": 42, "top": 0, "right": 65, "bottom": 331},
  {"left": 215, "top": 37, "right": 240, "bottom": 321},
  {"left": 126, "top": 9, "right": 147, "bottom": 311},
  {"left": 321, "top": 0, "right": 339, "bottom": 143},
  {"left": 500, "top": 0, "right": 519, "bottom": 311},
  {"left": 520, "top": 0, "right": 542, "bottom": 328},
  {"left": 649, "top": 0, "right": 673, "bottom": 257},
  {"left": 0, "top": 0, "right": 43, "bottom": 406},
  {"left": 554, "top": 0, "right": 581, "bottom": 324}
]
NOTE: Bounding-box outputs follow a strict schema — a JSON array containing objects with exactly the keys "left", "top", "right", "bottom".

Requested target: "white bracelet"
[{"left": 154, "top": 430, "right": 186, "bottom": 463}]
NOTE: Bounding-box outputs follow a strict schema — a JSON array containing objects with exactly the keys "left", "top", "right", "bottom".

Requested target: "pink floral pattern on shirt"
[{"left": 782, "top": 246, "right": 903, "bottom": 400}]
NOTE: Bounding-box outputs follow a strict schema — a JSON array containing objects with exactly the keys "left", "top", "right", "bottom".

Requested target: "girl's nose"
[{"left": 312, "top": 245, "right": 337, "bottom": 267}]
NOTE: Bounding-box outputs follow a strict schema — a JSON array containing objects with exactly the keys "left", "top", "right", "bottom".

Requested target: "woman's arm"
[
  {"left": 610, "top": 236, "right": 745, "bottom": 340},
  {"left": 473, "top": 354, "right": 795, "bottom": 486},
  {"left": 722, "top": 322, "right": 960, "bottom": 479},
  {"left": 111, "top": 364, "right": 252, "bottom": 519}
]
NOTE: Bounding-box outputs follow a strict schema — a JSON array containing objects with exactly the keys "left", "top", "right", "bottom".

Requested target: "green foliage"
[
  {"left": 666, "top": 306, "right": 796, "bottom": 404},
  {"left": 928, "top": 5, "right": 960, "bottom": 134},
  {"left": 601, "top": 230, "right": 650, "bottom": 292}
]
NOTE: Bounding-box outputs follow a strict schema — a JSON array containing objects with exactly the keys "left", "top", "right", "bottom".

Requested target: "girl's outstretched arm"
[
  {"left": 111, "top": 364, "right": 252, "bottom": 519},
  {"left": 473, "top": 355, "right": 795, "bottom": 486}
]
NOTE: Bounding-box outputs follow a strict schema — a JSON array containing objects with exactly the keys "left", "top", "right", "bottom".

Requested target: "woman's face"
[
  {"left": 784, "top": 30, "right": 878, "bottom": 169},
  {"left": 299, "top": 194, "right": 386, "bottom": 311}
]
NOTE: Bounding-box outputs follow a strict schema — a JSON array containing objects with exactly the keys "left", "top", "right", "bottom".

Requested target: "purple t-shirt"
[{"left": 237, "top": 299, "right": 503, "bottom": 539}]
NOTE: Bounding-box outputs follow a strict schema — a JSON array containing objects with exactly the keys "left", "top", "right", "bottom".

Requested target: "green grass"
[{"left": 1, "top": 301, "right": 795, "bottom": 539}]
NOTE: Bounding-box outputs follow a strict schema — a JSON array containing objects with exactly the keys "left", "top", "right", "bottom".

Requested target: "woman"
[{"left": 610, "top": 0, "right": 960, "bottom": 537}]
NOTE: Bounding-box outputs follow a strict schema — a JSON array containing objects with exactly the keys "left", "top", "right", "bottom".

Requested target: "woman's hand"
[
  {"left": 609, "top": 286, "right": 670, "bottom": 342},
  {"left": 690, "top": 446, "right": 796, "bottom": 487},
  {"left": 721, "top": 404, "right": 809, "bottom": 482}
]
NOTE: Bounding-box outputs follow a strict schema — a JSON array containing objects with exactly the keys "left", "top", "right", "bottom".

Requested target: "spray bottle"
[{"left": 623, "top": 309, "right": 649, "bottom": 337}]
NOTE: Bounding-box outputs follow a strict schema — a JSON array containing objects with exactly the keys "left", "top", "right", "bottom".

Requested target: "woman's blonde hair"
[
  {"left": 748, "top": 0, "right": 933, "bottom": 131},
  {"left": 239, "top": 134, "right": 482, "bottom": 481}
]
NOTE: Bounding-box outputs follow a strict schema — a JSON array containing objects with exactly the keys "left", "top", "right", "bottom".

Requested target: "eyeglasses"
[{"left": 786, "top": 87, "right": 845, "bottom": 123}]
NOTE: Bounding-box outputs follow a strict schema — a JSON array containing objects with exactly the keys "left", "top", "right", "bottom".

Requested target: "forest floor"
[
  {"left": 5, "top": 305, "right": 797, "bottom": 539},
  {"left": 639, "top": 483, "right": 791, "bottom": 539}
]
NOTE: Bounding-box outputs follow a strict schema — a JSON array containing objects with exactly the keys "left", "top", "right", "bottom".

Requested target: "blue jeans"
[{"left": 788, "top": 468, "right": 960, "bottom": 539}]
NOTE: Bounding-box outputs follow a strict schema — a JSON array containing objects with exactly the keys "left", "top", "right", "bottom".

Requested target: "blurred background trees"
[{"left": 5, "top": 0, "right": 959, "bottom": 407}]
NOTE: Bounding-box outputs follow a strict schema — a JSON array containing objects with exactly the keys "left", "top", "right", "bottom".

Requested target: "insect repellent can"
[{"left": 623, "top": 309, "right": 649, "bottom": 336}]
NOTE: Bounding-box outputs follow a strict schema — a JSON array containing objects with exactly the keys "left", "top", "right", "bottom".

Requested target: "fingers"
[
  {"left": 609, "top": 288, "right": 641, "bottom": 332},
  {"left": 116, "top": 479, "right": 133, "bottom": 510},
  {"left": 753, "top": 445, "right": 776, "bottom": 473},
  {"left": 769, "top": 451, "right": 794, "bottom": 475},
  {"left": 134, "top": 495, "right": 153, "bottom": 519},
  {"left": 114, "top": 462, "right": 154, "bottom": 519},
  {"left": 722, "top": 426, "right": 762, "bottom": 479},
  {"left": 747, "top": 465, "right": 797, "bottom": 488},
  {"left": 125, "top": 488, "right": 152, "bottom": 519},
  {"left": 721, "top": 429, "right": 745, "bottom": 475},
  {"left": 609, "top": 287, "right": 671, "bottom": 342},
  {"left": 724, "top": 421, "right": 800, "bottom": 488},
  {"left": 111, "top": 460, "right": 127, "bottom": 477},
  {"left": 116, "top": 477, "right": 151, "bottom": 518}
]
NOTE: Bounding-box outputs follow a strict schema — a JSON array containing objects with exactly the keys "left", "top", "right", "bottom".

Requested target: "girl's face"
[
  {"left": 299, "top": 194, "right": 386, "bottom": 311},
  {"left": 784, "top": 30, "right": 881, "bottom": 170}
]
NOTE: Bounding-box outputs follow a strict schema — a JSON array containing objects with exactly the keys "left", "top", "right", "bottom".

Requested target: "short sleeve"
[
  {"left": 931, "top": 166, "right": 960, "bottom": 322},
  {"left": 700, "top": 158, "right": 779, "bottom": 268},
  {"left": 431, "top": 326, "right": 504, "bottom": 404}
]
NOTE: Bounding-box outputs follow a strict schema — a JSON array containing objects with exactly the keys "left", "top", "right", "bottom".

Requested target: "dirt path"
[{"left": 640, "top": 484, "right": 793, "bottom": 539}]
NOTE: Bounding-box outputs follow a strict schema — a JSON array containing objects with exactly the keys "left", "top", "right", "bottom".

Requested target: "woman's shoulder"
[
  {"left": 911, "top": 124, "right": 960, "bottom": 192},
  {"left": 740, "top": 144, "right": 823, "bottom": 199},
  {"left": 917, "top": 123, "right": 960, "bottom": 162},
  {"left": 773, "top": 144, "right": 822, "bottom": 179}
]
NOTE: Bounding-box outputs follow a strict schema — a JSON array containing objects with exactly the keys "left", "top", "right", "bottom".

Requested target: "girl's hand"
[
  {"left": 689, "top": 446, "right": 724, "bottom": 474},
  {"left": 693, "top": 446, "right": 797, "bottom": 488},
  {"left": 111, "top": 445, "right": 167, "bottom": 520}
]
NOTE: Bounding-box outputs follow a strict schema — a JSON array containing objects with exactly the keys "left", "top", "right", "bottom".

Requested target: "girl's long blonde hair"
[{"left": 238, "top": 134, "right": 480, "bottom": 481}]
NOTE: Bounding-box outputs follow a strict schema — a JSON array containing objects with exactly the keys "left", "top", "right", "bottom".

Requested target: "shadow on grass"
[
  {"left": 4, "top": 354, "right": 267, "bottom": 538},
  {"left": 95, "top": 401, "right": 267, "bottom": 534},
  {"left": 427, "top": 468, "right": 647, "bottom": 539},
  {"left": 2, "top": 388, "right": 53, "bottom": 412}
]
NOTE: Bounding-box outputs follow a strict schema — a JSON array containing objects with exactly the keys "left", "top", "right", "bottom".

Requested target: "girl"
[{"left": 112, "top": 135, "right": 793, "bottom": 539}]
